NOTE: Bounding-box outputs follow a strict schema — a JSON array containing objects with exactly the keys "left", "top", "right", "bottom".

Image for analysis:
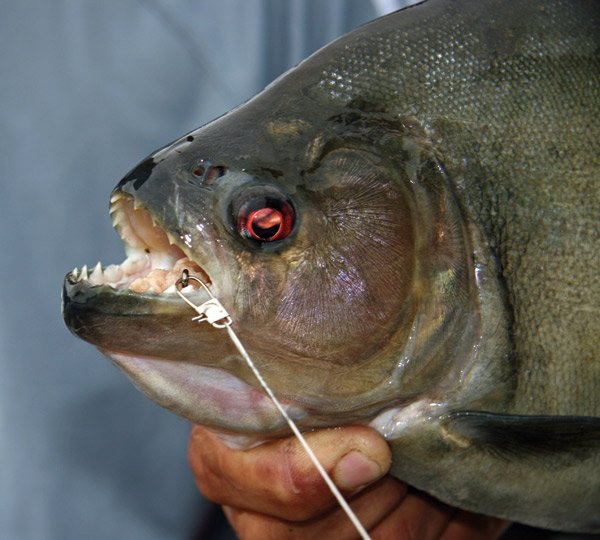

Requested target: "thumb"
[{"left": 189, "top": 425, "right": 392, "bottom": 521}]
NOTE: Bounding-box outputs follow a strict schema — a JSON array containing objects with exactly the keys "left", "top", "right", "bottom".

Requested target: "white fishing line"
[{"left": 175, "top": 270, "right": 372, "bottom": 540}]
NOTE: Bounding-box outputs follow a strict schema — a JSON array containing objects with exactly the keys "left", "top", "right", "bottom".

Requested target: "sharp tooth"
[
  {"left": 104, "top": 264, "right": 123, "bottom": 283},
  {"left": 111, "top": 212, "right": 124, "bottom": 226},
  {"left": 166, "top": 232, "right": 179, "bottom": 246},
  {"left": 122, "top": 256, "right": 148, "bottom": 275},
  {"left": 81, "top": 265, "right": 88, "bottom": 280},
  {"left": 89, "top": 262, "right": 103, "bottom": 285},
  {"left": 110, "top": 191, "right": 127, "bottom": 204},
  {"left": 121, "top": 258, "right": 133, "bottom": 274}
]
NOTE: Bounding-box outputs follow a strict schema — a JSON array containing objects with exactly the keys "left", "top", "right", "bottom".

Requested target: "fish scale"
[{"left": 63, "top": 0, "right": 600, "bottom": 533}]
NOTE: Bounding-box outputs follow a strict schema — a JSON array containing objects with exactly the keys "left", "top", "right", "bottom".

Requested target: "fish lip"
[{"left": 62, "top": 275, "right": 188, "bottom": 313}]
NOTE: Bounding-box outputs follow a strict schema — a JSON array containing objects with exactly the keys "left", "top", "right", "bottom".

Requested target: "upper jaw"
[{"left": 65, "top": 190, "right": 211, "bottom": 297}]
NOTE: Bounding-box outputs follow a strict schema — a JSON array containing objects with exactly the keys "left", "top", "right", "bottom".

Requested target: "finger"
[
  {"left": 438, "top": 510, "right": 509, "bottom": 540},
  {"left": 223, "top": 476, "right": 409, "bottom": 540},
  {"left": 188, "top": 425, "right": 391, "bottom": 521},
  {"left": 370, "top": 489, "right": 455, "bottom": 540}
]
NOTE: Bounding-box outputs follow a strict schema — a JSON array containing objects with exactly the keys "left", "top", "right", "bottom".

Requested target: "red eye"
[{"left": 237, "top": 198, "right": 295, "bottom": 242}]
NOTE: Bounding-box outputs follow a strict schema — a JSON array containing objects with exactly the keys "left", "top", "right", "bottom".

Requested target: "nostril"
[
  {"left": 191, "top": 161, "right": 227, "bottom": 184},
  {"left": 205, "top": 165, "right": 226, "bottom": 184},
  {"left": 192, "top": 165, "right": 205, "bottom": 178}
]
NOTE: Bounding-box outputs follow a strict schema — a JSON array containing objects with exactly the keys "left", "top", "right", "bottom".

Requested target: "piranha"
[{"left": 62, "top": 0, "right": 600, "bottom": 532}]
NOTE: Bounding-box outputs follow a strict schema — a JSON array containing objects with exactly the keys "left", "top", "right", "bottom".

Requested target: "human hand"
[{"left": 188, "top": 425, "right": 509, "bottom": 539}]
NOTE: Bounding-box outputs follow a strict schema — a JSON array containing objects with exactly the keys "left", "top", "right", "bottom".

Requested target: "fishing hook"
[
  {"left": 175, "top": 269, "right": 232, "bottom": 328},
  {"left": 173, "top": 269, "right": 371, "bottom": 540}
]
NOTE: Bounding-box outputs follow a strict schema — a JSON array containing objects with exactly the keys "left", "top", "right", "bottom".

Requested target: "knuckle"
[{"left": 187, "top": 432, "right": 229, "bottom": 503}]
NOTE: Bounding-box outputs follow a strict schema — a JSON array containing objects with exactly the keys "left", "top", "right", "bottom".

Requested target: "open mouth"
[
  {"left": 68, "top": 191, "right": 209, "bottom": 295},
  {"left": 62, "top": 190, "right": 305, "bottom": 438}
]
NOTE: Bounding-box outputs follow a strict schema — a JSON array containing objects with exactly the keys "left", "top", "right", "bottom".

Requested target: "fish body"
[{"left": 63, "top": 0, "right": 600, "bottom": 532}]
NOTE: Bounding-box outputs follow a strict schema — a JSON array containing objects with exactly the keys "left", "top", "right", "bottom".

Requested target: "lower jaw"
[{"left": 105, "top": 349, "right": 309, "bottom": 446}]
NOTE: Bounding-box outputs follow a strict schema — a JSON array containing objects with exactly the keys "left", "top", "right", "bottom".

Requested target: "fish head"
[{"left": 63, "top": 73, "right": 495, "bottom": 444}]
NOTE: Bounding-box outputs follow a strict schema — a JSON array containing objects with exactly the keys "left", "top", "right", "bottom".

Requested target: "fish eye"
[{"left": 236, "top": 196, "right": 295, "bottom": 242}]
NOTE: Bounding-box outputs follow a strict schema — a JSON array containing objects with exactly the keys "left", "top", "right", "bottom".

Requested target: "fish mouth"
[
  {"left": 61, "top": 189, "right": 220, "bottom": 360},
  {"left": 66, "top": 191, "right": 210, "bottom": 296},
  {"left": 61, "top": 191, "right": 306, "bottom": 438},
  {"left": 62, "top": 190, "right": 397, "bottom": 437}
]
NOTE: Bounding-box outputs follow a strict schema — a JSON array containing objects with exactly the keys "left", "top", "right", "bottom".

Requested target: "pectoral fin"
[
  {"left": 389, "top": 410, "right": 600, "bottom": 531},
  {"left": 442, "top": 411, "right": 600, "bottom": 463}
]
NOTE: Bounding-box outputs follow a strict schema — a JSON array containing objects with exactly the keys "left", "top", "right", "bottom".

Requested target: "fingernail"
[{"left": 332, "top": 450, "right": 385, "bottom": 492}]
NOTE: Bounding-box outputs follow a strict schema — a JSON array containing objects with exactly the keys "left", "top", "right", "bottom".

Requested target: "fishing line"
[{"left": 175, "top": 269, "right": 372, "bottom": 540}]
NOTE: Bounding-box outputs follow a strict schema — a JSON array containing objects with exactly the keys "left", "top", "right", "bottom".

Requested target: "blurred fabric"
[{"left": 1, "top": 1, "right": 593, "bottom": 539}]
